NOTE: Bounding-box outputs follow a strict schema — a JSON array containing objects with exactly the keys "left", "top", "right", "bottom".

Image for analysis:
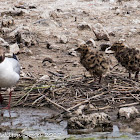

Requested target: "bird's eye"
[
  {"left": 90, "top": 56, "right": 94, "bottom": 59},
  {"left": 130, "top": 61, "right": 134, "bottom": 64}
]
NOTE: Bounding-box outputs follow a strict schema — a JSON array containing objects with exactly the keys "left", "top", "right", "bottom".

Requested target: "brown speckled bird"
[
  {"left": 106, "top": 42, "right": 140, "bottom": 81},
  {"left": 75, "top": 44, "right": 109, "bottom": 83}
]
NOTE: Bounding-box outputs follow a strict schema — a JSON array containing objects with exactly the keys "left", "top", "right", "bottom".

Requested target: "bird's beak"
[
  {"left": 105, "top": 47, "right": 114, "bottom": 54},
  {"left": 75, "top": 48, "right": 80, "bottom": 52}
]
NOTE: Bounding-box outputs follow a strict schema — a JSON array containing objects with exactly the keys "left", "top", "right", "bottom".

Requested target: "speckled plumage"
[
  {"left": 109, "top": 42, "right": 140, "bottom": 81},
  {"left": 75, "top": 44, "right": 109, "bottom": 83}
]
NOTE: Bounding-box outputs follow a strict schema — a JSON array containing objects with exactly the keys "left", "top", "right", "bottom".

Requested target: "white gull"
[{"left": 0, "top": 47, "right": 20, "bottom": 109}]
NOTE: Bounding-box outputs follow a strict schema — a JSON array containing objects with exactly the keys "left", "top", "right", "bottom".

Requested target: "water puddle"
[
  {"left": 0, "top": 107, "right": 140, "bottom": 139},
  {"left": 0, "top": 107, "right": 67, "bottom": 139}
]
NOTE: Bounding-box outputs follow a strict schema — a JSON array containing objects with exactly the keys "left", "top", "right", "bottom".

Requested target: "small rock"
[
  {"left": 133, "top": 118, "right": 140, "bottom": 124},
  {"left": 0, "top": 27, "right": 13, "bottom": 34},
  {"left": 77, "top": 39, "right": 86, "bottom": 46},
  {"left": 9, "top": 43, "right": 20, "bottom": 54},
  {"left": 14, "top": 2, "right": 27, "bottom": 9},
  {"left": 29, "top": 5, "right": 36, "bottom": 9},
  {"left": 108, "top": 31, "right": 116, "bottom": 37},
  {"left": 92, "top": 23, "right": 110, "bottom": 41},
  {"left": 56, "top": 70, "right": 65, "bottom": 74},
  {"left": 118, "top": 106, "right": 139, "bottom": 119},
  {"left": 131, "top": 118, "right": 140, "bottom": 131},
  {"left": 119, "top": 38, "right": 126, "bottom": 43},
  {"left": 1, "top": 16, "right": 14, "bottom": 27},
  {"left": 67, "top": 112, "right": 112, "bottom": 130},
  {"left": 39, "top": 75, "right": 50, "bottom": 81},
  {"left": 48, "top": 44, "right": 60, "bottom": 50},
  {"left": 110, "top": 6, "right": 119, "bottom": 10},
  {"left": 49, "top": 11, "right": 60, "bottom": 19},
  {"left": 46, "top": 41, "right": 59, "bottom": 50},
  {"left": 12, "top": 25, "right": 37, "bottom": 47},
  {"left": 132, "top": 19, "right": 140, "bottom": 24},
  {"left": 77, "top": 22, "right": 91, "bottom": 30},
  {"left": 119, "top": 125, "right": 134, "bottom": 133},
  {"left": 15, "top": 2, "right": 36, "bottom": 9},
  {"left": 74, "top": 105, "right": 86, "bottom": 115},
  {"left": 46, "top": 41, "right": 51, "bottom": 49},
  {"left": 86, "top": 38, "right": 96, "bottom": 48},
  {"left": 21, "top": 48, "right": 33, "bottom": 55},
  {"left": 73, "top": 62, "right": 78, "bottom": 67},
  {"left": 0, "top": 126, "right": 9, "bottom": 132},
  {"left": 54, "top": 66, "right": 57, "bottom": 69},
  {"left": 115, "top": 9, "right": 121, "bottom": 15},
  {"left": 59, "top": 35, "right": 68, "bottom": 44},
  {"left": 0, "top": 37, "right": 9, "bottom": 47},
  {"left": 1, "top": 8, "right": 24, "bottom": 17},
  {"left": 117, "top": 0, "right": 122, "bottom": 4},
  {"left": 20, "top": 71, "right": 27, "bottom": 77},
  {"left": 42, "top": 56, "right": 54, "bottom": 63},
  {"left": 68, "top": 48, "right": 77, "bottom": 56}
]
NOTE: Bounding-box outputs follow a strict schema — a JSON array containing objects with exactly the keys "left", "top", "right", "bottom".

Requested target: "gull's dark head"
[{"left": 0, "top": 47, "right": 5, "bottom": 63}]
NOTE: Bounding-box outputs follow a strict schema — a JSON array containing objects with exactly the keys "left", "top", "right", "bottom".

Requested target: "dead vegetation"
[{"left": 1, "top": 70, "right": 139, "bottom": 112}]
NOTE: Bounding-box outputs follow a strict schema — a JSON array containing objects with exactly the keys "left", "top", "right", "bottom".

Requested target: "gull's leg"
[
  {"left": 2, "top": 89, "right": 12, "bottom": 110},
  {"left": 0, "top": 87, "right": 3, "bottom": 105}
]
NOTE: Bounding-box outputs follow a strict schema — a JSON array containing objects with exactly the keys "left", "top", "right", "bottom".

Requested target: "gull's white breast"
[{"left": 0, "top": 57, "right": 20, "bottom": 88}]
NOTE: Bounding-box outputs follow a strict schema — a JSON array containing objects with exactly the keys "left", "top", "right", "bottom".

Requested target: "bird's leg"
[
  {"left": 129, "top": 72, "right": 131, "bottom": 79},
  {"left": 99, "top": 76, "right": 102, "bottom": 84},
  {"left": 0, "top": 87, "right": 3, "bottom": 105},
  {"left": 2, "top": 89, "right": 12, "bottom": 110},
  {"left": 83, "top": 70, "right": 87, "bottom": 78},
  {"left": 135, "top": 71, "right": 139, "bottom": 82}
]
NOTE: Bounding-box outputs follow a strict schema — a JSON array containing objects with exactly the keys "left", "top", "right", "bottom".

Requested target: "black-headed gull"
[{"left": 0, "top": 47, "right": 20, "bottom": 109}]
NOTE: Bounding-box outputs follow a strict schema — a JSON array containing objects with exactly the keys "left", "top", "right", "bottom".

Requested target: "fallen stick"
[
  {"left": 119, "top": 102, "right": 139, "bottom": 108},
  {"left": 39, "top": 88, "right": 70, "bottom": 113},
  {"left": 48, "top": 70, "right": 64, "bottom": 77},
  {"left": 13, "top": 82, "right": 39, "bottom": 106},
  {"left": 98, "top": 105, "right": 112, "bottom": 110},
  {"left": 67, "top": 91, "right": 108, "bottom": 111},
  {"left": 32, "top": 95, "right": 45, "bottom": 105},
  {"left": 20, "top": 77, "right": 36, "bottom": 81},
  {"left": 86, "top": 105, "right": 112, "bottom": 113},
  {"left": 129, "top": 93, "right": 140, "bottom": 102},
  {"left": 47, "top": 91, "right": 109, "bottom": 120},
  {"left": 44, "top": 96, "right": 70, "bottom": 112}
]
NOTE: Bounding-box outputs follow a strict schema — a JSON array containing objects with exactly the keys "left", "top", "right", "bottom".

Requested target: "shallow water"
[
  {"left": 0, "top": 107, "right": 67, "bottom": 140},
  {"left": 0, "top": 107, "right": 140, "bottom": 140}
]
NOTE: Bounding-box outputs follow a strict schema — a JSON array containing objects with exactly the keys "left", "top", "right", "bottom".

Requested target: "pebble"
[
  {"left": 39, "top": 75, "right": 50, "bottom": 81},
  {"left": 92, "top": 23, "right": 110, "bottom": 41},
  {"left": 118, "top": 106, "right": 139, "bottom": 119}
]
